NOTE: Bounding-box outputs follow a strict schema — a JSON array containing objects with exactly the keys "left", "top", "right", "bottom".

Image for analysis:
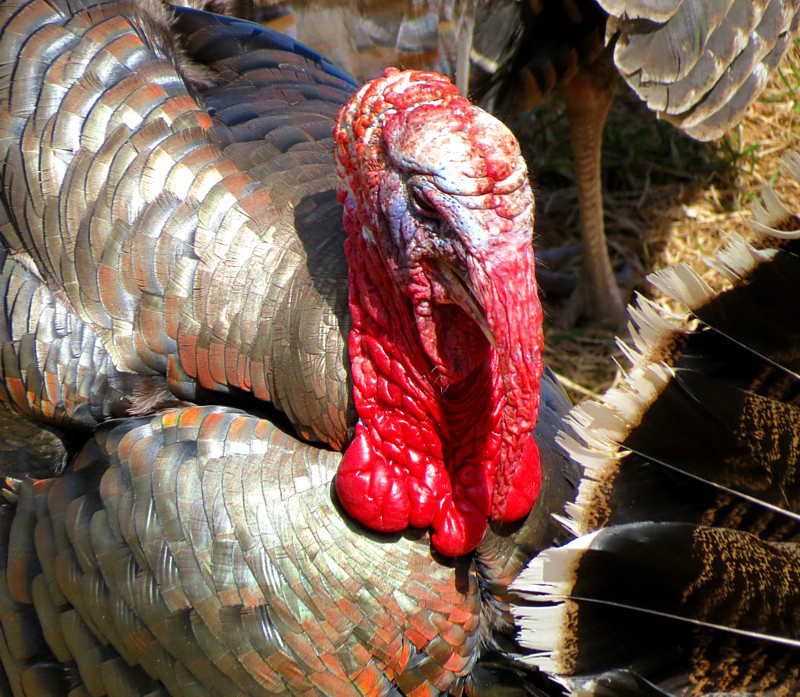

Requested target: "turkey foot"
[
  {"left": 553, "top": 261, "right": 639, "bottom": 329},
  {"left": 535, "top": 245, "right": 580, "bottom": 298}
]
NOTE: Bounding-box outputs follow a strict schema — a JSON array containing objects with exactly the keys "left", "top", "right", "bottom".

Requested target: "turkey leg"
[{"left": 558, "top": 56, "right": 627, "bottom": 327}]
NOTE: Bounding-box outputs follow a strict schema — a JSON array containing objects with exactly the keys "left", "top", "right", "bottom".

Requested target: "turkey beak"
[{"left": 437, "top": 262, "right": 496, "bottom": 348}]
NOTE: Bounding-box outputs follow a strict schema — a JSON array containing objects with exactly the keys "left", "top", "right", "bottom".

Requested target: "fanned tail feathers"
[{"left": 513, "top": 157, "right": 800, "bottom": 696}]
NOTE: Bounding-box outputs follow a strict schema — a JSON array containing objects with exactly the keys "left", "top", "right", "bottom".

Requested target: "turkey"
[
  {"left": 512, "top": 159, "right": 800, "bottom": 694},
  {"left": 244, "top": 0, "right": 800, "bottom": 325},
  {"left": 0, "top": 0, "right": 580, "bottom": 694}
]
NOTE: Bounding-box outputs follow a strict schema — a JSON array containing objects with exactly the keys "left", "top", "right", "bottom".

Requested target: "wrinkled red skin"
[{"left": 333, "top": 69, "right": 543, "bottom": 556}]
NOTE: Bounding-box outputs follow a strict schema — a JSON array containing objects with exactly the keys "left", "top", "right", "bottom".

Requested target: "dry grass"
[{"left": 521, "top": 42, "right": 800, "bottom": 403}]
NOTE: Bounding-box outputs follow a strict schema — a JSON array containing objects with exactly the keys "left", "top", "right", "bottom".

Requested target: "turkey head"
[{"left": 334, "top": 69, "right": 544, "bottom": 556}]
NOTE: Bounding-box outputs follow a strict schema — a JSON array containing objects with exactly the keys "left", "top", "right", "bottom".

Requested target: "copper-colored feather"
[{"left": 0, "top": 2, "right": 576, "bottom": 694}]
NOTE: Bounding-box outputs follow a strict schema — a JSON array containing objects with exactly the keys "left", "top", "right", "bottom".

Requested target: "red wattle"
[
  {"left": 431, "top": 496, "right": 489, "bottom": 557},
  {"left": 336, "top": 425, "right": 410, "bottom": 532},
  {"left": 502, "top": 435, "right": 541, "bottom": 522}
]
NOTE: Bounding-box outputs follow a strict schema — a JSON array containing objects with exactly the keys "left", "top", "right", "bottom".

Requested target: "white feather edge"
[
  {"left": 649, "top": 229, "right": 780, "bottom": 311},
  {"left": 559, "top": 359, "right": 671, "bottom": 536},
  {"left": 648, "top": 263, "right": 715, "bottom": 309},
  {"left": 511, "top": 532, "right": 600, "bottom": 672},
  {"left": 750, "top": 154, "right": 800, "bottom": 236},
  {"left": 751, "top": 182, "right": 790, "bottom": 227},
  {"left": 704, "top": 233, "right": 776, "bottom": 281},
  {"left": 555, "top": 227, "right": 779, "bottom": 540}
]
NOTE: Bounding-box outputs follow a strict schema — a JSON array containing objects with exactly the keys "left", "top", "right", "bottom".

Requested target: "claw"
[{"left": 3, "top": 477, "right": 22, "bottom": 504}]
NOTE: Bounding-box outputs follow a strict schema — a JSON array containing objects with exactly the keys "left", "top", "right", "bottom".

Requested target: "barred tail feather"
[{"left": 513, "top": 160, "right": 800, "bottom": 696}]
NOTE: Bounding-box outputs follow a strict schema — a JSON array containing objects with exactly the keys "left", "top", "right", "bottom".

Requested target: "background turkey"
[
  {"left": 233, "top": 0, "right": 800, "bottom": 325},
  {"left": 513, "top": 160, "right": 800, "bottom": 695},
  {"left": 0, "top": 0, "right": 580, "bottom": 694}
]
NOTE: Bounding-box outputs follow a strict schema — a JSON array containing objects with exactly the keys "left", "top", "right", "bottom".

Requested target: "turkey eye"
[{"left": 411, "top": 188, "right": 439, "bottom": 218}]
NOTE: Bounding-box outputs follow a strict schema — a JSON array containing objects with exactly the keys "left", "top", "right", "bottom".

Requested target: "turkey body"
[
  {"left": 513, "top": 168, "right": 800, "bottom": 695},
  {"left": 0, "top": 1, "right": 578, "bottom": 695},
  {"left": 0, "top": 238, "right": 574, "bottom": 696}
]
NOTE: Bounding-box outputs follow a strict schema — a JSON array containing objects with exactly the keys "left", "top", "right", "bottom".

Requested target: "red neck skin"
[{"left": 335, "top": 199, "right": 543, "bottom": 557}]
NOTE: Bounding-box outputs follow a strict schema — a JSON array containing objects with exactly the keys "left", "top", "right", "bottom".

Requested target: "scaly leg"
[{"left": 558, "top": 54, "right": 627, "bottom": 327}]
